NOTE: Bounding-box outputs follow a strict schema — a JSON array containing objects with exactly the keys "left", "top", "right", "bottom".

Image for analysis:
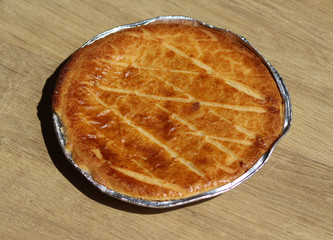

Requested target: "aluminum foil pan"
[{"left": 53, "top": 16, "right": 292, "bottom": 208}]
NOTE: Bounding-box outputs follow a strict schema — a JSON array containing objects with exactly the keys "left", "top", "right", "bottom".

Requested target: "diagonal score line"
[
  {"left": 149, "top": 73, "right": 257, "bottom": 138},
  {"left": 206, "top": 136, "right": 252, "bottom": 146},
  {"left": 85, "top": 88, "right": 205, "bottom": 178},
  {"left": 185, "top": 132, "right": 252, "bottom": 146},
  {"left": 158, "top": 105, "right": 199, "bottom": 132},
  {"left": 94, "top": 58, "right": 202, "bottom": 74},
  {"left": 95, "top": 26, "right": 268, "bottom": 101},
  {"left": 149, "top": 72, "right": 195, "bottom": 98},
  {"left": 93, "top": 59, "right": 260, "bottom": 136},
  {"left": 90, "top": 84, "right": 266, "bottom": 113},
  {"left": 156, "top": 104, "right": 239, "bottom": 161},
  {"left": 79, "top": 115, "right": 154, "bottom": 177},
  {"left": 162, "top": 44, "right": 265, "bottom": 100},
  {"left": 95, "top": 57, "right": 266, "bottom": 100},
  {"left": 112, "top": 166, "right": 185, "bottom": 192},
  {"left": 131, "top": 158, "right": 155, "bottom": 177},
  {"left": 86, "top": 84, "right": 189, "bottom": 103},
  {"left": 82, "top": 76, "right": 257, "bottom": 138},
  {"left": 108, "top": 107, "right": 205, "bottom": 178},
  {"left": 223, "top": 78, "right": 265, "bottom": 100},
  {"left": 85, "top": 87, "right": 241, "bottom": 174},
  {"left": 160, "top": 43, "right": 265, "bottom": 100},
  {"left": 92, "top": 149, "right": 185, "bottom": 192},
  {"left": 210, "top": 111, "right": 256, "bottom": 138},
  {"left": 96, "top": 58, "right": 267, "bottom": 82},
  {"left": 156, "top": 100, "right": 241, "bottom": 170},
  {"left": 162, "top": 43, "right": 214, "bottom": 74}
]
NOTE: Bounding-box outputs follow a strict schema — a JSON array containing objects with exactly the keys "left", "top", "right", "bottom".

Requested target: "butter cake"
[{"left": 53, "top": 21, "right": 284, "bottom": 201}]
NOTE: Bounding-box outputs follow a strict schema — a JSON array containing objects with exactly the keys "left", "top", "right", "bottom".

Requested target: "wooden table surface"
[{"left": 1, "top": 0, "right": 332, "bottom": 239}]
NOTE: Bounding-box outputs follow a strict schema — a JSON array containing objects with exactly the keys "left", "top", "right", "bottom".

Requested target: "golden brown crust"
[{"left": 53, "top": 22, "right": 284, "bottom": 200}]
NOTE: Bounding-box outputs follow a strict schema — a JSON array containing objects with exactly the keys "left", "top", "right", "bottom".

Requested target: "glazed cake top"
[{"left": 53, "top": 22, "right": 284, "bottom": 200}]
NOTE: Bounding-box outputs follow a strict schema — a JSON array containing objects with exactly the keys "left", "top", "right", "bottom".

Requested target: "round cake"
[{"left": 53, "top": 21, "right": 284, "bottom": 201}]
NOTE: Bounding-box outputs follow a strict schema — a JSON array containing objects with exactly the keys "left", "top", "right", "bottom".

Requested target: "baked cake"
[{"left": 53, "top": 21, "right": 284, "bottom": 201}]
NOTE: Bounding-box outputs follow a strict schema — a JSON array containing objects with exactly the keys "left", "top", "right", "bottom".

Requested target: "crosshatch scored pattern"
[{"left": 53, "top": 22, "right": 284, "bottom": 200}]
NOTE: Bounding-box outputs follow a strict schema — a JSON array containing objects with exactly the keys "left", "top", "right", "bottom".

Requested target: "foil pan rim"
[{"left": 52, "top": 15, "right": 292, "bottom": 208}]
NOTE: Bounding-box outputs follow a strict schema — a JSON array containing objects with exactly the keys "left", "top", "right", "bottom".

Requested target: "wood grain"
[{"left": 0, "top": 0, "right": 332, "bottom": 239}]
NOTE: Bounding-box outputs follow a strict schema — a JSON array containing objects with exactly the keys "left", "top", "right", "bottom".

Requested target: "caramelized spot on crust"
[
  {"left": 192, "top": 102, "right": 200, "bottom": 111},
  {"left": 53, "top": 22, "right": 284, "bottom": 200},
  {"left": 255, "top": 135, "right": 268, "bottom": 150}
]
